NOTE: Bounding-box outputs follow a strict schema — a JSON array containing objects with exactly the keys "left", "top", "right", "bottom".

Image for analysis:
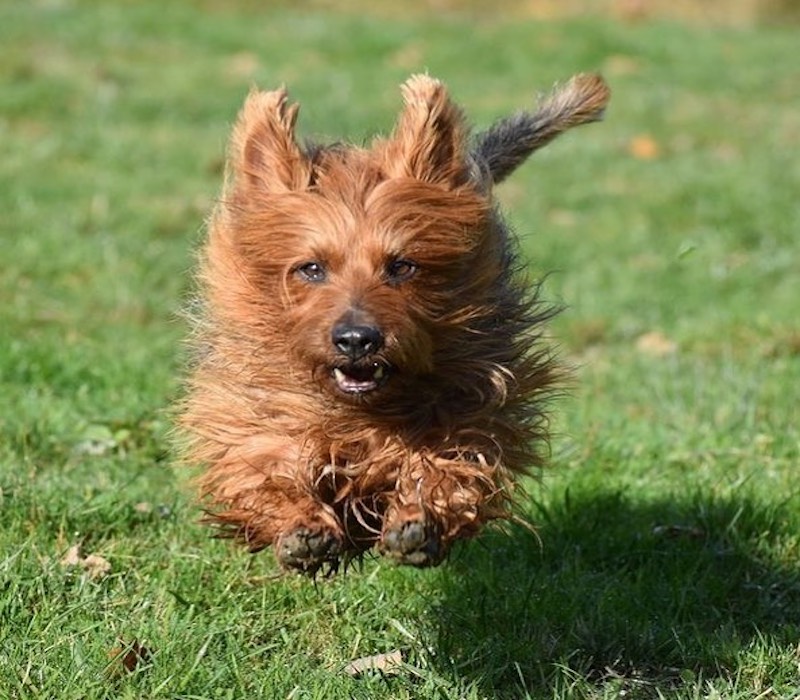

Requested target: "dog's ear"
[
  {"left": 229, "top": 87, "right": 311, "bottom": 193},
  {"left": 382, "top": 75, "right": 470, "bottom": 186}
]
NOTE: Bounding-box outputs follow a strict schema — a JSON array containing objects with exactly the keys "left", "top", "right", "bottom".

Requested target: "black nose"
[{"left": 331, "top": 323, "right": 384, "bottom": 360}]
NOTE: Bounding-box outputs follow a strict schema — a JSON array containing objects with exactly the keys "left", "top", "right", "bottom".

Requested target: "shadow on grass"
[{"left": 431, "top": 487, "right": 800, "bottom": 697}]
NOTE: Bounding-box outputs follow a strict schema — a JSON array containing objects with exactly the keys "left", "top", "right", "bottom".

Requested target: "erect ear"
[
  {"left": 228, "top": 87, "right": 310, "bottom": 193},
  {"left": 382, "top": 75, "right": 471, "bottom": 186}
]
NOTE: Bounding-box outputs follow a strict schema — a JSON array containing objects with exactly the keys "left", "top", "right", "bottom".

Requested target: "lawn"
[{"left": 1, "top": 2, "right": 798, "bottom": 698}]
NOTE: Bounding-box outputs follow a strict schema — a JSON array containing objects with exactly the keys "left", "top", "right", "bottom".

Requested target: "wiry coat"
[{"left": 179, "top": 73, "right": 609, "bottom": 572}]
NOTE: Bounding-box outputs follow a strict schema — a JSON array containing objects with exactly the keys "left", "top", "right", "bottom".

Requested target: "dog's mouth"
[{"left": 331, "top": 361, "right": 391, "bottom": 395}]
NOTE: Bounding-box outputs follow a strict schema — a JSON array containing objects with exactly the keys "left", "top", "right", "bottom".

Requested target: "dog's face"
[
  {"left": 281, "top": 176, "right": 493, "bottom": 402},
  {"left": 223, "top": 79, "right": 497, "bottom": 403}
]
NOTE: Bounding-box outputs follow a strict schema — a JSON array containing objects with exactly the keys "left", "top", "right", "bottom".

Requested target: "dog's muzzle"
[{"left": 330, "top": 320, "right": 390, "bottom": 394}]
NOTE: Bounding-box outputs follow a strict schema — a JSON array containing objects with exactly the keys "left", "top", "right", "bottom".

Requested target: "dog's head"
[{"left": 208, "top": 74, "right": 608, "bottom": 407}]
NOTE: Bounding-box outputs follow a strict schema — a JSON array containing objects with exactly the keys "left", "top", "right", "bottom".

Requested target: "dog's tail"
[{"left": 472, "top": 73, "right": 610, "bottom": 185}]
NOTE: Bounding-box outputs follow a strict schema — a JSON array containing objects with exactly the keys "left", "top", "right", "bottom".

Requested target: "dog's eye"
[
  {"left": 385, "top": 258, "right": 417, "bottom": 284},
  {"left": 295, "top": 261, "right": 327, "bottom": 283}
]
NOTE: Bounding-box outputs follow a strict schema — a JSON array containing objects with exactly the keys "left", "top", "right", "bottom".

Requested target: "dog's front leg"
[
  {"left": 199, "top": 443, "right": 345, "bottom": 574},
  {"left": 378, "top": 452, "right": 502, "bottom": 567}
]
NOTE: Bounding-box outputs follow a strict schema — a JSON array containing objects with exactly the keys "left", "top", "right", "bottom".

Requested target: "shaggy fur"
[{"left": 179, "top": 73, "right": 610, "bottom": 573}]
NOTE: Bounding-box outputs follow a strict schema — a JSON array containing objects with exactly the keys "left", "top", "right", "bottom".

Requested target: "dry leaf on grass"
[
  {"left": 60, "top": 544, "right": 112, "bottom": 579},
  {"left": 108, "top": 640, "right": 151, "bottom": 675},
  {"left": 83, "top": 554, "right": 112, "bottom": 579},
  {"left": 652, "top": 524, "right": 705, "bottom": 540},
  {"left": 60, "top": 544, "right": 82, "bottom": 567},
  {"left": 628, "top": 134, "right": 661, "bottom": 160},
  {"left": 636, "top": 331, "right": 677, "bottom": 357},
  {"left": 343, "top": 649, "right": 403, "bottom": 677}
]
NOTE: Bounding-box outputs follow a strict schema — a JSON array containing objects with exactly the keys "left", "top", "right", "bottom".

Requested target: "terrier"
[{"left": 179, "top": 72, "right": 609, "bottom": 573}]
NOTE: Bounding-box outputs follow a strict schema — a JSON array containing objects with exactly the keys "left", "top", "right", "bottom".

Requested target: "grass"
[{"left": 1, "top": 1, "right": 799, "bottom": 698}]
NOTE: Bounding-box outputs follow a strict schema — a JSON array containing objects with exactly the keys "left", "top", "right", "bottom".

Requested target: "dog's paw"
[
  {"left": 379, "top": 519, "right": 445, "bottom": 567},
  {"left": 276, "top": 527, "right": 342, "bottom": 575}
]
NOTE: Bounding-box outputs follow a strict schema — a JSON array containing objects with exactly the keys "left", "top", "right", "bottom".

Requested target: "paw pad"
[
  {"left": 380, "top": 520, "right": 444, "bottom": 567},
  {"left": 276, "top": 528, "right": 341, "bottom": 574}
]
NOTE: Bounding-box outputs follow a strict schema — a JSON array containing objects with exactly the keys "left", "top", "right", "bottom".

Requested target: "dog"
[{"left": 179, "top": 72, "right": 609, "bottom": 573}]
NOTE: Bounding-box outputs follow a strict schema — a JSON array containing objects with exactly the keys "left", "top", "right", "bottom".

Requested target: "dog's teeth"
[
  {"left": 333, "top": 368, "right": 346, "bottom": 384},
  {"left": 332, "top": 364, "right": 388, "bottom": 394}
]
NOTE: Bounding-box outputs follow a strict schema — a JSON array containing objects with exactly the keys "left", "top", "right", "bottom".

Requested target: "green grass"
[{"left": 2, "top": 2, "right": 799, "bottom": 698}]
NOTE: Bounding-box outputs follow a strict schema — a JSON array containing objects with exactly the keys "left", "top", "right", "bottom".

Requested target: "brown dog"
[{"left": 179, "top": 73, "right": 609, "bottom": 573}]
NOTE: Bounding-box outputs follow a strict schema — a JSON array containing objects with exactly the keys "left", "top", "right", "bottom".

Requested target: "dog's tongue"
[{"left": 333, "top": 364, "right": 385, "bottom": 394}]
